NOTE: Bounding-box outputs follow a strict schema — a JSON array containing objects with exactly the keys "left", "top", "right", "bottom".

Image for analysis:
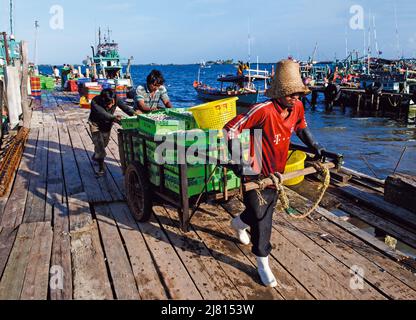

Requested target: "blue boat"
[{"left": 194, "top": 68, "right": 271, "bottom": 106}]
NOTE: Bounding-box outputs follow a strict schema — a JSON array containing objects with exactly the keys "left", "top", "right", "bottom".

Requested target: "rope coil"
[{"left": 254, "top": 162, "right": 331, "bottom": 220}]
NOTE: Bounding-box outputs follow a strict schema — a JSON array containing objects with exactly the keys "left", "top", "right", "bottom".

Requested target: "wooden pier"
[
  {"left": 308, "top": 86, "right": 415, "bottom": 123},
  {"left": 0, "top": 90, "right": 415, "bottom": 300}
]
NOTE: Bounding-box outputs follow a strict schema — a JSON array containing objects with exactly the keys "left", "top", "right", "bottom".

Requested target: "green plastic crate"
[
  {"left": 138, "top": 112, "right": 182, "bottom": 136},
  {"left": 164, "top": 170, "right": 215, "bottom": 197},
  {"left": 164, "top": 163, "right": 206, "bottom": 179},
  {"left": 148, "top": 163, "right": 161, "bottom": 187},
  {"left": 212, "top": 174, "right": 241, "bottom": 192},
  {"left": 121, "top": 116, "right": 141, "bottom": 130},
  {"left": 167, "top": 108, "right": 199, "bottom": 130}
]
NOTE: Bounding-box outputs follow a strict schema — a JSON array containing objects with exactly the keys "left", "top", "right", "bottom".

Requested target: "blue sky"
[{"left": 1, "top": 0, "right": 415, "bottom": 64}]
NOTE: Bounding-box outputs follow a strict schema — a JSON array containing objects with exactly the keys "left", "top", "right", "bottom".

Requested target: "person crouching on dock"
[
  {"left": 89, "top": 88, "right": 139, "bottom": 176},
  {"left": 224, "top": 59, "right": 326, "bottom": 287}
]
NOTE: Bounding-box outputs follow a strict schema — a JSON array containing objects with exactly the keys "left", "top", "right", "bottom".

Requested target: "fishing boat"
[
  {"left": 193, "top": 67, "right": 271, "bottom": 106},
  {"left": 85, "top": 28, "right": 133, "bottom": 87}
]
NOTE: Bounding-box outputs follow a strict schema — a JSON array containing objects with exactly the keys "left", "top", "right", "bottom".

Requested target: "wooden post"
[
  {"left": 20, "top": 41, "right": 31, "bottom": 129},
  {"left": 179, "top": 163, "right": 190, "bottom": 232},
  {"left": 311, "top": 90, "right": 318, "bottom": 108},
  {"left": 356, "top": 93, "right": 361, "bottom": 113},
  {"left": 371, "top": 94, "right": 375, "bottom": 112}
]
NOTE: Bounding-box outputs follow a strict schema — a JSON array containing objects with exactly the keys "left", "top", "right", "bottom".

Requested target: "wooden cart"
[{"left": 118, "top": 129, "right": 343, "bottom": 232}]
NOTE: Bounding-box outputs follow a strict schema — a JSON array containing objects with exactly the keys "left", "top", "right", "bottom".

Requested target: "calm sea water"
[
  {"left": 40, "top": 64, "right": 416, "bottom": 179},
  {"left": 130, "top": 64, "right": 416, "bottom": 180}
]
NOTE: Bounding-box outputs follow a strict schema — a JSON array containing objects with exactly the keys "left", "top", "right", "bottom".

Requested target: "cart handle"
[{"left": 243, "top": 161, "right": 336, "bottom": 192}]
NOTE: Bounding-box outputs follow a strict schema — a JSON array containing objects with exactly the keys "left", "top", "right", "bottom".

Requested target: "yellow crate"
[
  {"left": 189, "top": 97, "right": 238, "bottom": 130},
  {"left": 284, "top": 151, "right": 307, "bottom": 186}
]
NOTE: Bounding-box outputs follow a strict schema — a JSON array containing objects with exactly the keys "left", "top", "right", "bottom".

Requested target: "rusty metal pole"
[{"left": 2, "top": 32, "right": 11, "bottom": 65}]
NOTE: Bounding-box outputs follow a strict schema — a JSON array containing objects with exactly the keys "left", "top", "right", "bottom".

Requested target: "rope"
[{"left": 253, "top": 162, "right": 331, "bottom": 220}]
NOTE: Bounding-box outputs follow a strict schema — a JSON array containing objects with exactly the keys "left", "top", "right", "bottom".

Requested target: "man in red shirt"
[{"left": 224, "top": 59, "right": 325, "bottom": 287}]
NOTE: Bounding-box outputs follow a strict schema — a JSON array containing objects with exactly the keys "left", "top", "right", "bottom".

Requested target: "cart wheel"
[{"left": 125, "top": 161, "right": 153, "bottom": 222}]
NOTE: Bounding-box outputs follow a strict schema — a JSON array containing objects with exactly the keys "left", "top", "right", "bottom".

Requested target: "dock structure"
[
  {"left": 308, "top": 86, "right": 415, "bottom": 123},
  {"left": 0, "top": 90, "right": 416, "bottom": 300}
]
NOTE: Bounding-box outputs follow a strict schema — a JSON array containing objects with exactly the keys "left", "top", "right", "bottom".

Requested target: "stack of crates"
[
  {"left": 120, "top": 109, "right": 244, "bottom": 197},
  {"left": 85, "top": 84, "right": 103, "bottom": 101},
  {"left": 167, "top": 108, "right": 199, "bottom": 130},
  {"left": 40, "top": 76, "right": 55, "bottom": 90},
  {"left": 30, "top": 76, "right": 41, "bottom": 99},
  {"left": 116, "top": 85, "right": 127, "bottom": 99},
  {"left": 67, "top": 80, "right": 78, "bottom": 92}
]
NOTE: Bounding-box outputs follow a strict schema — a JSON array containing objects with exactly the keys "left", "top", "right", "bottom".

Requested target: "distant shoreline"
[{"left": 38, "top": 63, "right": 275, "bottom": 67}]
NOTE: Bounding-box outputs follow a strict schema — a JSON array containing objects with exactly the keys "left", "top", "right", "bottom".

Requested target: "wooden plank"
[
  {"left": 136, "top": 216, "right": 202, "bottom": 300},
  {"left": 282, "top": 189, "right": 416, "bottom": 294},
  {"left": 94, "top": 204, "right": 140, "bottom": 300},
  {"left": 49, "top": 117, "right": 72, "bottom": 303},
  {"left": 287, "top": 190, "right": 416, "bottom": 290},
  {"left": 186, "top": 204, "right": 284, "bottom": 300},
  {"left": 338, "top": 185, "right": 416, "bottom": 231},
  {"left": 284, "top": 187, "right": 409, "bottom": 263},
  {"left": 50, "top": 225, "right": 72, "bottom": 300},
  {"left": 277, "top": 210, "right": 416, "bottom": 300},
  {"left": 292, "top": 179, "right": 416, "bottom": 250},
  {"left": 70, "top": 220, "right": 113, "bottom": 300},
  {"left": 207, "top": 201, "right": 357, "bottom": 300},
  {"left": 272, "top": 213, "right": 387, "bottom": 299},
  {"left": 58, "top": 126, "right": 84, "bottom": 197},
  {"left": 45, "top": 125, "right": 64, "bottom": 223},
  {"left": 24, "top": 127, "right": 49, "bottom": 223},
  {"left": 0, "top": 227, "right": 18, "bottom": 279},
  {"left": 205, "top": 201, "right": 315, "bottom": 300},
  {"left": 0, "top": 128, "right": 39, "bottom": 228},
  {"left": 68, "top": 190, "right": 110, "bottom": 296},
  {"left": 0, "top": 223, "right": 37, "bottom": 299},
  {"left": 108, "top": 203, "right": 168, "bottom": 300},
  {"left": 153, "top": 205, "right": 244, "bottom": 300},
  {"left": 68, "top": 193, "right": 93, "bottom": 232},
  {"left": 20, "top": 222, "right": 54, "bottom": 300},
  {"left": 385, "top": 174, "right": 416, "bottom": 214},
  {"left": 340, "top": 167, "right": 385, "bottom": 186},
  {"left": 67, "top": 125, "right": 107, "bottom": 203}
]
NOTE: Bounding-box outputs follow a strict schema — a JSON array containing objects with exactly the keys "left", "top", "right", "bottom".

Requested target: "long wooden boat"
[{"left": 194, "top": 68, "right": 271, "bottom": 106}]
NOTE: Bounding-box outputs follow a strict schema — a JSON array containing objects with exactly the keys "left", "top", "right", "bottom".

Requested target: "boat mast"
[
  {"left": 345, "top": 27, "right": 348, "bottom": 58},
  {"left": 367, "top": 9, "right": 371, "bottom": 75},
  {"left": 311, "top": 42, "right": 318, "bottom": 63},
  {"left": 373, "top": 16, "right": 380, "bottom": 58},
  {"left": 34, "top": 20, "right": 39, "bottom": 74},
  {"left": 9, "top": 0, "right": 14, "bottom": 35},
  {"left": 394, "top": 5, "right": 401, "bottom": 59},
  {"left": 248, "top": 19, "right": 251, "bottom": 69}
]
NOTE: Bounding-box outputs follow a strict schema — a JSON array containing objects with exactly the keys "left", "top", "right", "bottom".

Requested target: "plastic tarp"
[{"left": 5, "top": 66, "right": 22, "bottom": 129}]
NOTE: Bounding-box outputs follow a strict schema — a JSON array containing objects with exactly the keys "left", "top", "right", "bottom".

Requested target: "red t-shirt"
[{"left": 224, "top": 99, "right": 307, "bottom": 177}]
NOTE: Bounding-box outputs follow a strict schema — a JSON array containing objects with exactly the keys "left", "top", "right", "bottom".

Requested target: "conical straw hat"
[{"left": 265, "top": 59, "right": 311, "bottom": 99}]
